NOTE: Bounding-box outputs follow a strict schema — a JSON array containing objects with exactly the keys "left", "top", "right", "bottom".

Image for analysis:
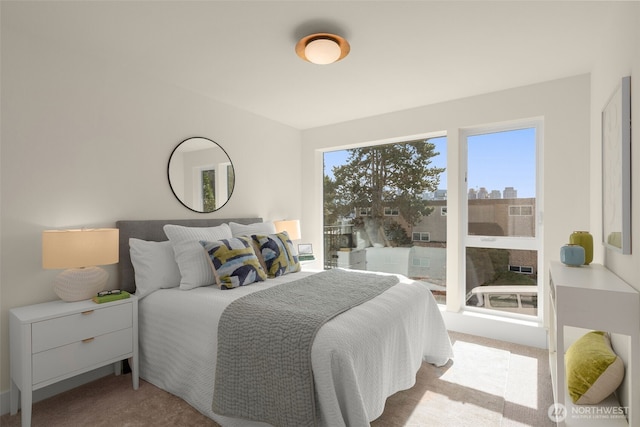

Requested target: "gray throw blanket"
[{"left": 211, "top": 269, "right": 399, "bottom": 427}]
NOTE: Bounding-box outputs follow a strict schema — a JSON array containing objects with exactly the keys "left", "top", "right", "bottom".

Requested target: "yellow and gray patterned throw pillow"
[
  {"left": 201, "top": 237, "right": 267, "bottom": 289},
  {"left": 251, "top": 231, "right": 301, "bottom": 278}
]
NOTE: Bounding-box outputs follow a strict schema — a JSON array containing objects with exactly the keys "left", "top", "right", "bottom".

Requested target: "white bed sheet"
[{"left": 138, "top": 270, "right": 453, "bottom": 427}]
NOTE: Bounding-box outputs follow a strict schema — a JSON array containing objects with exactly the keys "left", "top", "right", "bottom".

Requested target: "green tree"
[
  {"left": 329, "top": 138, "right": 445, "bottom": 244},
  {"left": 323, "top": 174, "right": 340, "bottom": 226}
]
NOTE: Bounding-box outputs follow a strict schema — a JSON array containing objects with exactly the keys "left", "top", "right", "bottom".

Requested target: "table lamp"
[
  {"left": 274, "top": 219, "right": 301, "bottom": 240},
  {"left": 42, "top": 228, "right": 119, "bottom": 302}
]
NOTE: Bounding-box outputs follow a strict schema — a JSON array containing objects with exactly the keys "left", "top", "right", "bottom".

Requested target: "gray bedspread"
[{"left": 211, "top": 268, "right": 400, "bottom": 427}]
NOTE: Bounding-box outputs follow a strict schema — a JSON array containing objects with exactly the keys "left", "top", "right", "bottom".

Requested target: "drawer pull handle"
[
  {"left": 82, "top": 337, "right": 95, "bottom": 343},
  {"left": 81, "top": 310, "right": 94, "bottom": 315}
]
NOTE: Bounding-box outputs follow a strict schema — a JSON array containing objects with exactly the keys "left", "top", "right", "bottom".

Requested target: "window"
[
  {"left": 463, "top": 124, "right": 541, "bottom": 318},
  {"left": 509, "top": 265, "right": 534, "bottom": 274},
  {"left": 359, "top": 207, "right": 371, "bottom": 216},
  {"left": 323, "top": 136, "right": 447, "bottom": 301},
  {"left": 509, "top": 205, "right": 534, "bottom": 216},
  {"left": 412, "top": 232, "right": 430, "bottom": 242},
  {"left": 384, "top": 207, "right": 399, "bottom": 216}
]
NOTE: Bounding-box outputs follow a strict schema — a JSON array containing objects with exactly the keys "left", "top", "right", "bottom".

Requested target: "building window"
[
  {"left": 509, "top": 265, "right": 534, "bottom": 274},
  {"left": 412, "top": 232, "right": 430, "bottom": 242},
  {"left": 384, "top": 207, "right": 399, "bottom": 216},
  {"left": 441, "top": 207, "right": 448, "bottom": 216},
  {"left": 359, "top": 207, "right": 371, "bottom": 216},
  {"left": 509, "top": 205, "right": 534, "bottom": 216}
]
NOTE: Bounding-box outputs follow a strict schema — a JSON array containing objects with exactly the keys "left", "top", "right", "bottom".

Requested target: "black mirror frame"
[{"left": 167, "top": 137, "right": 235, "bottom": 213}]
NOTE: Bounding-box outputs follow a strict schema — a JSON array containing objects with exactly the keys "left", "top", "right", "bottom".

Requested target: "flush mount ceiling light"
[{"left": 295, "top": 33, "right": 350, "bottom": 65}]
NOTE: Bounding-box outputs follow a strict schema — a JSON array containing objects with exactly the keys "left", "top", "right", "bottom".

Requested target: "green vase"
[{"left": 569, "top": 231, "right": 593, "bottom": 265}]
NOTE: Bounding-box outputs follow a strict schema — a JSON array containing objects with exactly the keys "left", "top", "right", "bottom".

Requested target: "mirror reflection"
[{"left": 168, "top": 137, "right": 235, "bottom": 213}]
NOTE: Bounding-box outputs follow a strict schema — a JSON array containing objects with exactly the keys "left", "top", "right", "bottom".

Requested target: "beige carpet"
[
  {"left": 1, "top": 331, "right": 555, "bottom": 427},
  {"left": 372, "top": 332, "right": 555, "bottom": 427}
]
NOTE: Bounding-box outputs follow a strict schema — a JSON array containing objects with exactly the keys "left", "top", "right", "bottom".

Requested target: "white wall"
[
  {"left": 588, "top": 3, "right": 640, "bottom": 412},
  {"left": 589, "top": 3, "right": 639, "bottom": 288},
  {"left": 301, "top": 74, "right": 592, "bottom": 348},
  {"left": 0, "top": 23, "right": 302, "bottom": 393}
]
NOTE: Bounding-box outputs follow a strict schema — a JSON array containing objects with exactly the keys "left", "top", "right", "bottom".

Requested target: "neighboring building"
[
  {"left": 477, "top": 187, "right": 489, "bottom": 199},
  {"left": 422, "top": 189, "right": 447, "bottom": 200},
  {"left": 503, "top": 186, "right": 518, "bottom": 198},
  {"left": 416, "top": 196, "right": 537, "bottom": 275},
  {"left": 434, "top": 189, "right": 447, "bottom": 200}
]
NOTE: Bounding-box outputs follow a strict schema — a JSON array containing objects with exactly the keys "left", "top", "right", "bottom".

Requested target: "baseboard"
[
  {"left": 442, "top": 308, "right": 548, "bottom": 349},
  {"left": 0, "top": 365, "right": 114, "bottom": 416}
]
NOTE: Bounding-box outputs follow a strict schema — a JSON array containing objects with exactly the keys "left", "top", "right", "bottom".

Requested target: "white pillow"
[
  {"left": 163, "top": 223, "right": 233, "bottom": 290},
  {"left": 229, "top": 221, "right": 276, "bottom": 237},
  {"left": 129, "top": 238, "right": 181, "bottom": 299}
]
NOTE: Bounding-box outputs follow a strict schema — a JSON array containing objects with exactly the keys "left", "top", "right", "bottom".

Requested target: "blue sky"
[
  {"left": 323, "top": 128, "right": 536, "bottom": 198},
  {"left": 467, "top": 128, "right": 536, "bottom": 198}
]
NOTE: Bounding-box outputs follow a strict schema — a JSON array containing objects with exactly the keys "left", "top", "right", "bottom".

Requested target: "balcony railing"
[{"left": 323, "top": 224, "right": 353, "bottom": 269}]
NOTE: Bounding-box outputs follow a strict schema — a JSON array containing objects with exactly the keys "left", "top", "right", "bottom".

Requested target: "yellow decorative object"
[{"left": 569, "top": 231, "right": 593, "bottom": 265}]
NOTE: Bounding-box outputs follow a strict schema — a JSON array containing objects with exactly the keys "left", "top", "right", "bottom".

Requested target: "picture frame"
[{"left": 602, "top": 76, "right": 631, "bottom": 254}]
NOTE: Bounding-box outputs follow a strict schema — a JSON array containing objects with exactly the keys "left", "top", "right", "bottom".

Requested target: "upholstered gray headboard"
[{"left": 116, "top": 218, "right": 262, "bottom": 293}]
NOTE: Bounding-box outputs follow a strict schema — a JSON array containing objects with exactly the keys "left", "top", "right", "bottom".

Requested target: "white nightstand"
[{"left": 9, "top": 295, "right": 139, "bottom": 427}]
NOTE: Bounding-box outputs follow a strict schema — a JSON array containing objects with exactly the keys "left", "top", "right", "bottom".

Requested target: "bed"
[{"left": 116, "top": 218, "right": 453, "bottom": 427}]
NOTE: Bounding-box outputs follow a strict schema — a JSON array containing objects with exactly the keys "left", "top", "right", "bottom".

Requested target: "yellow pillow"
[{"left": 565, "top": 331, "right": 624, "bottom": 404}]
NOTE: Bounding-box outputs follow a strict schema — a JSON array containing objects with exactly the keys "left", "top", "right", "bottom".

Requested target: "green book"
[{"left": 92, "top": 291, "right": 131, "bottom": 304}]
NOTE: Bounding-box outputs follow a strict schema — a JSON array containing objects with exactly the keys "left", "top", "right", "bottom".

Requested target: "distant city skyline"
[{"left": 423, "top": 186, "right": 521, "bottom": 200}]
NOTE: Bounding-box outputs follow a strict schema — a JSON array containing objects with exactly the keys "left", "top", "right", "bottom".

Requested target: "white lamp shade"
[
  {"left": 42, "top": 228, "right": 119, "bottom": 302},
  {"left": 274, "top": 220, "right": 301, "bottom": 241},
  {"left": 305, "top": 38, "right": 342, "bottom": 64},
  {"left": 42, "top": 228, "right": 119, "bottom": 269}
]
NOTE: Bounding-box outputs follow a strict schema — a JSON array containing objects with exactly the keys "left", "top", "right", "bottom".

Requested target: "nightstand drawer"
[
  {"left": 32, "top": 328, "right": 133, "bottom": 385},
  {"left": 32, "top": 303, "right": 132, "bottom": 353}
]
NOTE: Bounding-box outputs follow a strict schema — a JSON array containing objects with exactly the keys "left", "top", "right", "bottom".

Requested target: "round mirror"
[{"left": 167, "top": 137, "right": 235, "bottom": 213}]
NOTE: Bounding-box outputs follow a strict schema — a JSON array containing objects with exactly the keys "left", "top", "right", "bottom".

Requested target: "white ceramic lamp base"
[{"left": 53, "top": 266, "right": 108, "bottom": 302}]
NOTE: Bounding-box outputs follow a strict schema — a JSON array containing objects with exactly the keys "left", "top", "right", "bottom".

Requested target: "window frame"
[
  {"left": 412, "top": 231, "right": 431, "bottom": 242},
  {"left": 509, "top": 205, "right": 534, "bottom": 216},
  {"left": 459, "top": 119, "right": 543, "bottom": 322},
  {"left": 384, "top": 206, "right": 399, "bottom": 216}
]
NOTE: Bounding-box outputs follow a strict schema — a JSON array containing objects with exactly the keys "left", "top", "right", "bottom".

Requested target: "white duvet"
[{"left": 138, "top": 270, "right": 453, "bottom": 427}]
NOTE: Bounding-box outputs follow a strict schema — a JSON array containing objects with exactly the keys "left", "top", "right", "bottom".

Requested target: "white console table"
[{"left": 549, "top": 262, "right": 639, "bottom": 426}]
